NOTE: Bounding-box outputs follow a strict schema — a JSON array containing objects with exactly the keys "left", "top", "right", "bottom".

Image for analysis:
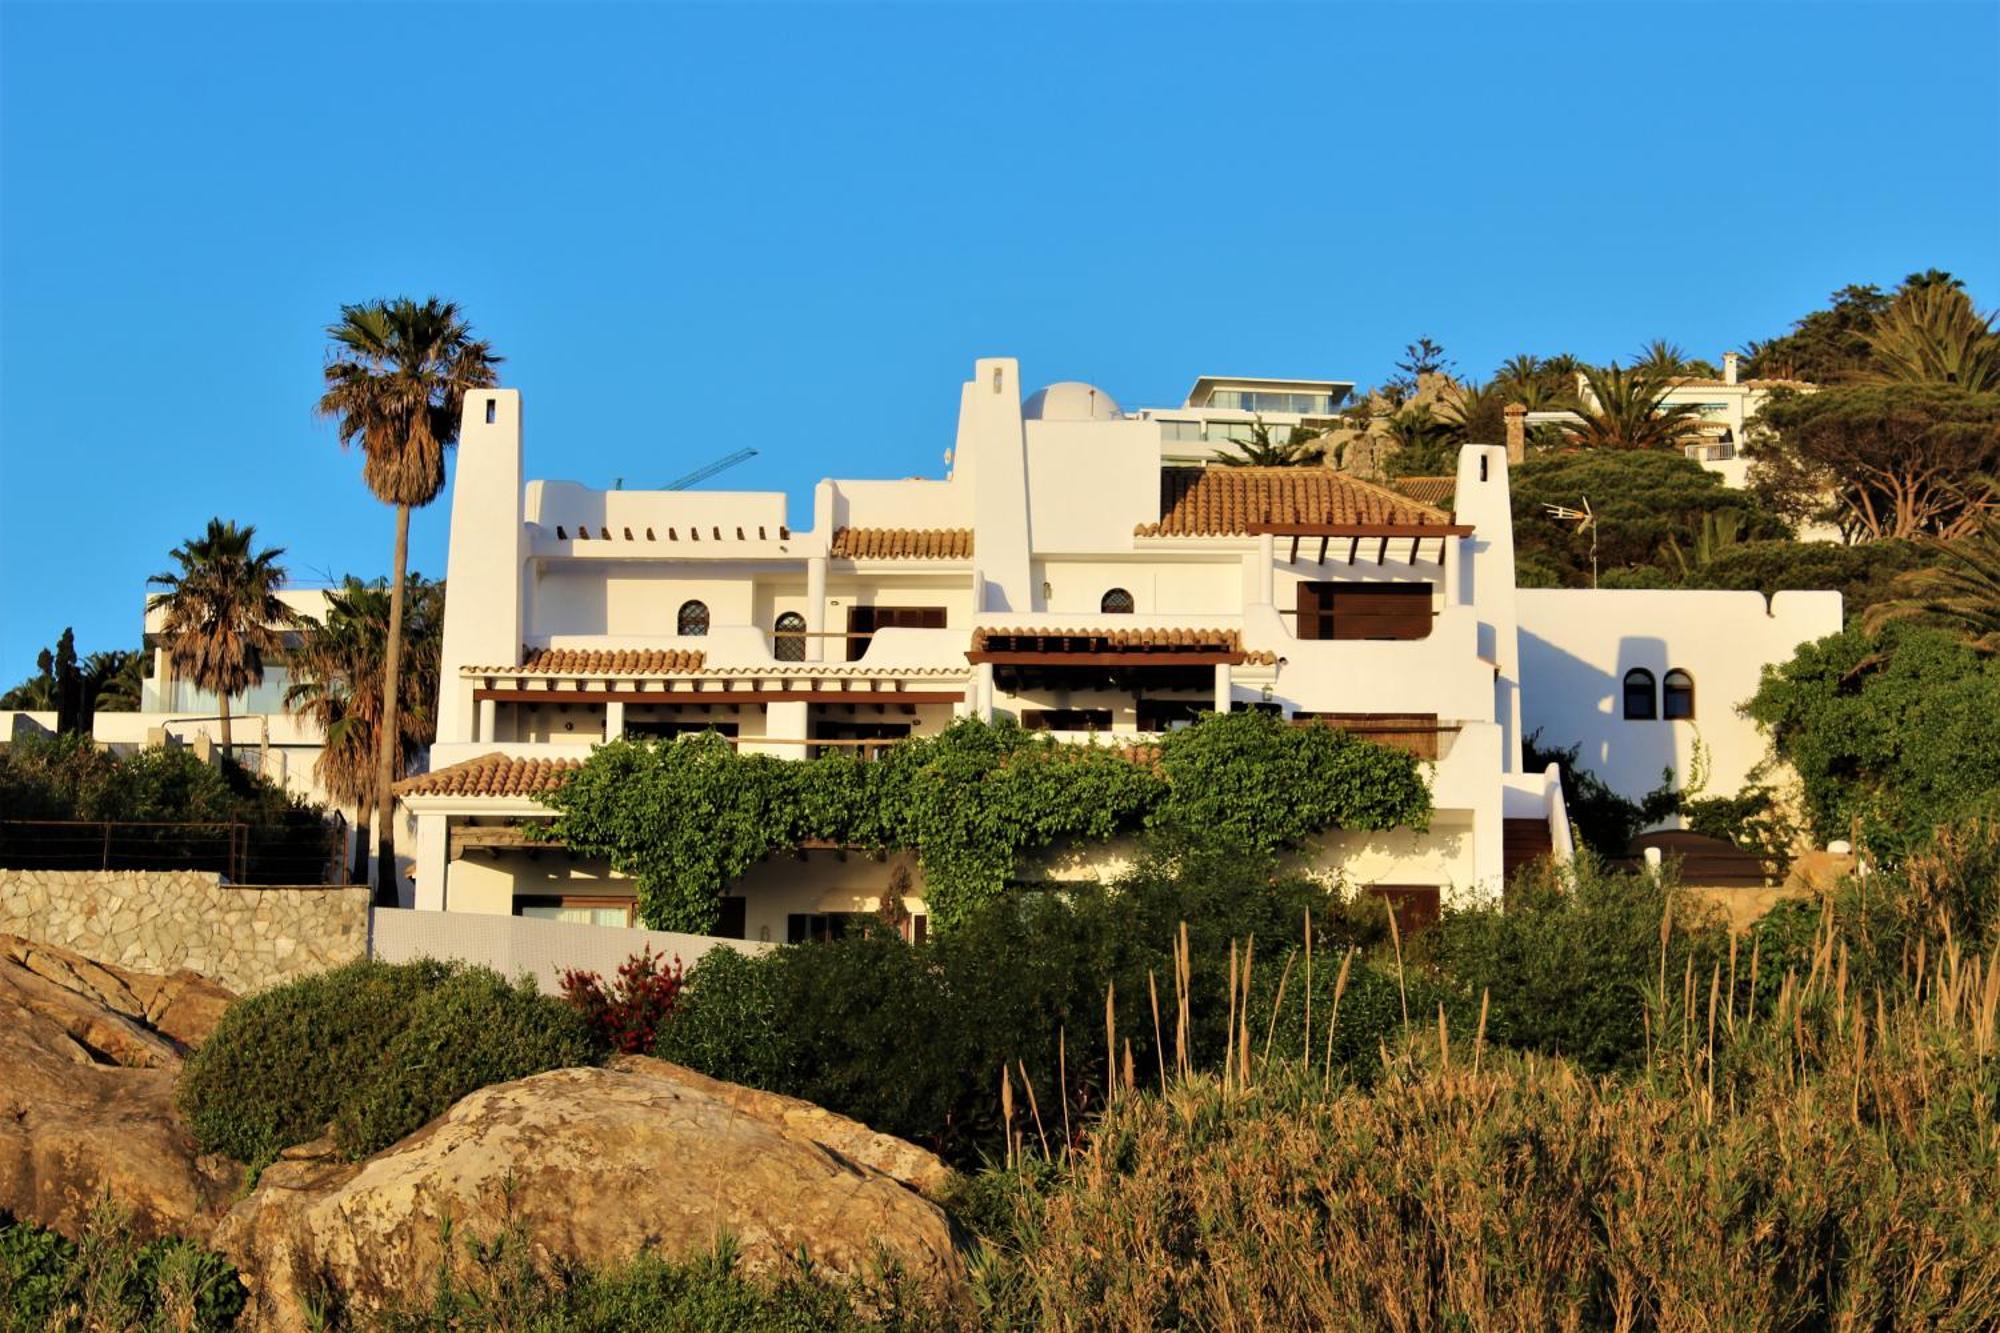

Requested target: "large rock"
[
  {"left": 216, "top": 1056, "right": 964, "bottom": 1328},
  {"left": 0, "top": 938, "right": 242, "bottom": 1241}
]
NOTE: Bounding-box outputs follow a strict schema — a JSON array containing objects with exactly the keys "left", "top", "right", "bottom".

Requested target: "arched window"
[
  {"left": 677, "top": 600, "right": 710, "bottom": 637},
  {"left": 773, "top": 611, "right": 806, "bottom": 661},
  {"left": 1100, "top": 587, "right": 1135, "bottom": 615},
  {"left": 1622, "top": 668, "right": 1657, "bottom": 720},
  {"left": 1663, "top": 668, "right": 1695, "bottom": 720}
]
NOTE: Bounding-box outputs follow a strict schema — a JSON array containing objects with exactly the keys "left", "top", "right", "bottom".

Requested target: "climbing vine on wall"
[{"left": 543, "top": 712, "right": 1432, "bottom": 934}]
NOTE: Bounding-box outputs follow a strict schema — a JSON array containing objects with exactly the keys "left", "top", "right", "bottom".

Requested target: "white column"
[
  {"left": 414, "top": 814, "right": 449, "bottom": 911},
  {"left": 1213, "top": 662, "right": 1233, "bottom": 715},
  {"left": 1257, "top": 533, "right": 1275, "bottom": 606},
  {"left": 477, "top": 697, "right": 498, "bottom": 744},
  {"left": 975, "top": 663, "right": 996, "bottom": 722},
  {"left": 805, "top": 556, "right": 828, "bottom": 662},
  {"left": 604, "top": 700, "right": 625, "bottom": 741},
  {"left": 762, "top": 699, "right": 810, "bottom": 760}
]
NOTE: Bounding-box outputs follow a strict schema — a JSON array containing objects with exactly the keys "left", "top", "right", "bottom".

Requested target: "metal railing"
[{"left": 0, "top": 814, "right": 349, "bottom": 885}]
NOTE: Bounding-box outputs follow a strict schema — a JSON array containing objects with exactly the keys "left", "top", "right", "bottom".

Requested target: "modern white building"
[
  {"left": 84, "top": 588, "right": 339, "bottom": 803},
  {"left": 1, "top": 589, "right": 339, "bottom": 804},
  {"left": 397, "top": 360, "right": 1841, "bottom": 940},
  {"left": 1520, "top": 351, "right": 1817, "bottom": 491}
]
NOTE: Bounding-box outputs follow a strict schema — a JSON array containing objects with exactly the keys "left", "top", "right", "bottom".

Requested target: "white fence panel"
[{"left": 369, "top": 908, "right": 772, "bottom": 993}]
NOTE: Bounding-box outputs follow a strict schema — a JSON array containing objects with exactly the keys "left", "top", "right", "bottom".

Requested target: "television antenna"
[{"left": 1543, "top": 495, "right": 1598, "bottom": 588}]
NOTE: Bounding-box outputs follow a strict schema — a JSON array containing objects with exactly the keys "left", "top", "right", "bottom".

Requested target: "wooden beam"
[
  {"left": 967, "top": 652, "right": 1245, "bottom": 667},
  {"left": 1316, "top": 535, "right": 1329, "bottom": 565},
  {"left": 1247, "top": 522, "right": 1474, "bottom": 537},
  {"left": 1374, "top": 536, "right": 1388, "bottom": 564},
  {"left": 475, "top": 687, "right": 964, "bottom": 705},
  {"left": 1288, "top": 534, "right": 1300, "bottom": 564}
]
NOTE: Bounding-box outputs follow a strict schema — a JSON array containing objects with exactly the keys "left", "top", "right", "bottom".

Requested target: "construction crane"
[{"left": 663, "top": 448, "right": 758, "bottom": 491}]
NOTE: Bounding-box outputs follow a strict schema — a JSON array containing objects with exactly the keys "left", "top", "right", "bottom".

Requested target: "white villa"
[
  {"left": 2, "top": 589, "right": 339, "bottom": 807},
  {"left": 397, "top": 360, "right": 1841, "bottom": 942},
  {"left": 1519, "top": 350, "right": 1817, "bottom": 492}
]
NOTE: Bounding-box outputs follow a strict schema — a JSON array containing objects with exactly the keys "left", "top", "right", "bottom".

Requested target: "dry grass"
[{"left": 982, "top": 899, "right": 2000, "bottom": 1330}]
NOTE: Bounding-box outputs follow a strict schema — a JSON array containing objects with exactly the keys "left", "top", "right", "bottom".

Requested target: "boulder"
[
  {"left": 216, "top": 1056, "right": 964, "bottom": 1329},
  {"left": 0, "top": 941, "right": 242, "bottom": 1241},
  {"left": 0, "top": 934, "right": 236, "bottom": 1050}
]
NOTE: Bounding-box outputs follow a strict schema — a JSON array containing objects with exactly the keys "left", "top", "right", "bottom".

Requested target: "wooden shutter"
[
  {"left": 1330, "top": 583, "right": 1433, "bottom": 640},
  {"left": 1296, "top": 582, "right": 1336, "bottom": 640},
  {"left": 1366, "top": 886, "right": 1441, "bottom": 936},
  {"left": 845, "top": 606, "right": 876, "bottom": 661}
]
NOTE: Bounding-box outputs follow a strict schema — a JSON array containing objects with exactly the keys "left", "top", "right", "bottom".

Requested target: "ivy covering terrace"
[{"left": 542, "top": 711, "right": 1433, "bottom": 933}]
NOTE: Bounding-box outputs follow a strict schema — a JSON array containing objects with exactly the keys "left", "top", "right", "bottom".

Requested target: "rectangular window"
[
  {"left": 1022, "top": 708, "right": 1114, "bottom": 731},
  {"left": 1296, "top": 582, "right": 1433, "bottom": 641},
  {"left": 787, "top": 912, "right": 873, "bottom": 943},
  {"left": 1136, "top": 698, "right": 1211, "bottom": 731},
  {"left": 1158, "top": 419, "right": 1203, "bottom": 442},
  {"left": 716, "top": 896, "right": 747, "bottom": 940},
  {"left": 516, "top": 897, "right": 636, "bottom": 929},
  {"left": 846, "top": 606, "right": 947, "bottom": 660}
]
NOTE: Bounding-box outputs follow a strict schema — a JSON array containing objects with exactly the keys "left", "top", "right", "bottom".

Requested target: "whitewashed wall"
[
  {"left": 1516, "top": 588, "right": 1842, "bottom": 803},
  {"left": 370, "top": 907, "right": 770, "bottom": 994}
]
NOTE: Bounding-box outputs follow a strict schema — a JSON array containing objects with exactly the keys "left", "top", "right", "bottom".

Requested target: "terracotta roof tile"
[
  {"left": 970, "top": 626, "right": 1278, "bottom": 666},
  {"left": 1138, "top": 467, "right": 1452, "bottom": 537},
  {"left": 1391, "top": 476, "right": 1456, "bottom": 508},
  {"left": 1667, "top": 376, "right": 1816, "bottom": 390},
  {"left": 829, "top": 527, "right": 973, "bottom": 559},
  {"left": 470, "top": 648, "right": 707, "bottom": 676},
  {"left": 395, "top": 753, "right": 581, "bottom": 799}
]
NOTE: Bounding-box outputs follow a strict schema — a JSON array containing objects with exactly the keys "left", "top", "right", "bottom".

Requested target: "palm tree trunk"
[
  {"left": 218, "top": 692, "right": 232, "bottom": 761},
  {"left": 350, "top": 804, "right": 373, "bottom": 885},
  {"left": 374, "top": 503, "right": 411, "bottom": 904}
]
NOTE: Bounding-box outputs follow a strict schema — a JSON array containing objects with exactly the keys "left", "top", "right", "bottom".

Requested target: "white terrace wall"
[
  {"left": 0, "top": 869, "right": 370, "bottom": 994},
  {"left": 370, "top": 907, "right": 771, "bottom": 994}
]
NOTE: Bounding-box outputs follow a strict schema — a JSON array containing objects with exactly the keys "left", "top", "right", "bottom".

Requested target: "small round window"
[
  {"left": 677, "top": 600, "right": 710, "bottom": 637},
  {"left": 1101, "top": 587, "right": 1135, "bottom": 615}
]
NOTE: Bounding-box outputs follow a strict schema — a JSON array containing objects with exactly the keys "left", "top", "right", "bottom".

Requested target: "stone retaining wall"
[{"left": 0, "top": 869, "right": 369, "bottom": 994}]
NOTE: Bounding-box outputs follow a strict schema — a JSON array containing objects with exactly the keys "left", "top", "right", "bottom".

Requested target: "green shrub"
[
  {"left": 336, "top": 968, "right": 596, "bottom": 1158},
  {"left": 373, "top": 1229, "right": 956, "bottom": 1331},
  {"left": 179, "top": 959, "right": 596, "bottom": 1164},
  {"left": 1425, "top": 858, "right": 1727, "bottom": 1073},
  {"left": 1744, "top": 622, "right": 2000, "bottom": 857},
  {"left": 658, "top": 848, "right": 1418, "bottom": 1165},
  {"left": 0, "top": 1207, "right": 245, "bottom": 1332}
]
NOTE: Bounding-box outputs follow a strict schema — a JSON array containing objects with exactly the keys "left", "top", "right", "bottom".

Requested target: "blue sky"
[{"left": 2, "top": 1, "right": 1996, "bottom": 680}]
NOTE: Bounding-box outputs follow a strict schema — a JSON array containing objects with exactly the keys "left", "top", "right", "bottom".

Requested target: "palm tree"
[
  {"left": 1860, "top": 283, "right": 2000, "bottom": 392},
  {"left": 82, "top": 650, "right": 145, "bottom": 713},
  {"left": 1215, "top": 416, "right": 1318, "bottom": 467},
  {"left": 1632, "top": 339, "right": 1720, "bottom": 380},
  {"left": 1864, "top": 482, "right": 2000, "bottom": 651},
  {"left": 148, "top": 519, "right": 291, "bottom": 757},
  {"left": 1562, "top": 364, "right": 1707, "bottom": 451},
  {"left": 1494, "top": 353, "right": 1543, "bottom": 388},
  {"left": 286, "top": 576, "right": 446, "bottom": 884},
  {"left": 317, "top": 298, "right": 500, "bottom": 885},
  {"left": 1438, "top": 377, "right": 1507, "bottom": 444}
]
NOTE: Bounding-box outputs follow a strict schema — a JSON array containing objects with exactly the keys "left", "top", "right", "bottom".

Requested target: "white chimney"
[{"left": 1723, "top": 351, "right": 1740, "bottom": 386}]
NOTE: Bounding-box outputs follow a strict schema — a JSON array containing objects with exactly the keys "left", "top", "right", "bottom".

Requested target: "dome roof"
[{"left": 1022, "top": 381, "right": 1122, "bottom": 421}]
